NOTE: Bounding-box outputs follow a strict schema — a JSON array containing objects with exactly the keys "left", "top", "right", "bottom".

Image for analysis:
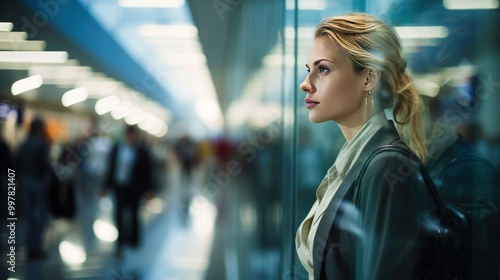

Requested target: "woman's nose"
[{"left": 300, "top": 75, "right": 314, "bottom": 93}]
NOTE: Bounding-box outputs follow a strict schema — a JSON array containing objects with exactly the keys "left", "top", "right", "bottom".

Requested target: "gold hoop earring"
[{"left": 366, "top": 91, "right": 374, "bottom": 111}]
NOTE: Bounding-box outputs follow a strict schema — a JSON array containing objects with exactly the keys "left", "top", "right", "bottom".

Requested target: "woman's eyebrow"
[
  {"left": 306, "top": 58, "right": 334, "bottom": 68},
  {"left": 313, "top": 58, "right": 333, "bottom": 65}
]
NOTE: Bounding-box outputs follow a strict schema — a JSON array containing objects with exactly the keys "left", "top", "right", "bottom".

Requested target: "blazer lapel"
[
  {"left": 312, "top": 121, "right": 400, "bottom": 279},
  {"left": 312, "top": 160, "right": 362, "bottom": 280}
]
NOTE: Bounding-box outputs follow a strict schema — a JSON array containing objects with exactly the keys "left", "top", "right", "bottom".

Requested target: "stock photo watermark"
[
  {"left": 427, "top": 74, "right": 500, "bottom": 155},
  {"left": 21, "top": 0, "right": 70, "bottom": 38},
  {"left": 110, "top": 267, "right": 136, "bottom": 280},
  {"left": 5, "top": 168, "right": 17, "bottom": 274},
  {"left": 212, "top": 0, "right": 245, "bottom": 21}
]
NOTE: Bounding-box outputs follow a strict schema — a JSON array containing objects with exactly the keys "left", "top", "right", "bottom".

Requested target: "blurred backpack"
[{"left": 425, "top": 136, "right": 500, "bottom": 279}]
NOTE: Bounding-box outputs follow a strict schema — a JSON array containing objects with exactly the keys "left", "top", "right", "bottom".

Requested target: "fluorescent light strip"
[
  {"left": 138, "top": 113, "right": 156, "bottom": 131},
  {"left": 152, "top": 43, "right": 202, "bottom": 53},
  {"left": 0, "top": 32, "right": 27, "bottom": 41},
  {"left": 395, "top": 26, "right": 448, "bottom": 39},
  {"left": 76, "top": 79, "right": 124, "bottom": 95},
  {"left": 286, "top": 0, "right": 327, "bottom": 10},
  {"left": 0, "top": 59, "right": 79, "bottom": 71},
  {"left": 125, "top": 107, "right": 144, "bottom": 125},
  {"left": 0, "top": 51, "right": 68, "bottom": 63},
  {"left": 30, "top": 66, "right": 93, "bottom": 84},
  {"left": 111, "top": 101, "right": 132, "bottom": 120},
  {"left": 160, "top": 53, "right": 207, "bottom": 65},
  {"left": 138, "top": 24, "right": 198, "bottom": 38},
  {"left": 95, "top": 95, "right": 120, "bottom": 115},
  {"left": 401, "top": 38, "right": 440, "bottom": 47},
  {"left": 146, "top": 37, "right": 203, "bottom": 46},
  {"left": 120, "top": 0, "right": 184, "bottom": 8},
  {"left": 147, "top": 121, "right": 168, "bottom": 137},
  {"left": 62, "top": 87, "right": 88, "bottom": 107},
  {"left": 0, "top": 22, "right": 14, "bottom": 32},
  {"left": 444, "top": 0, "right": 499, "bottom": 9},
  {"left": 11, "top": 75, "right": 43, "bottom": 95},
  {"left": 29, "top": 65, "right": 92, "bottom": 75},
  {"left": 0, "top": 40, "right": 46, "bottom": 51}
]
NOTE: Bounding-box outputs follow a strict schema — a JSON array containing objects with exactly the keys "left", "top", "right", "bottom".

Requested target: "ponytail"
[{"left": 393, "top": 71, "right": 427, "bottom": 162}]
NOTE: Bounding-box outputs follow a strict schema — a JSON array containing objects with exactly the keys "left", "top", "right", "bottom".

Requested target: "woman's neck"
[
  {"left": 336, "top": 110, "right": 380, "bottom": 143},
  {"left": 338, "top": 124, "right": 363, "bottom": 143}
]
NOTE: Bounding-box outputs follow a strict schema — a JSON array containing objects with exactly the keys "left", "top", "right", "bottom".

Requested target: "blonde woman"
[{"left": 296, "top": 13, "right": 429, "bottom": 279}]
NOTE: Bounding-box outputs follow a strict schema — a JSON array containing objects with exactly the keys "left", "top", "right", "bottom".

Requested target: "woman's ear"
[{"left": 363, "top": 69, "right": 381, "bottom": 92}]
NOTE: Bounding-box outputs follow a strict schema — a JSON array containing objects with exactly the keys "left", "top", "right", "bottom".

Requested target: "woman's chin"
[{"left": 308, "top": 114, "right": 326, "bottom": 123}]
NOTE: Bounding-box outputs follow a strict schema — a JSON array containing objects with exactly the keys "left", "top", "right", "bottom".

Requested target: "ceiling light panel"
[
  {"left": 0, "top": 51, "right": 68, "bottom": 63},
  {"left": 394, "top": 26, "right": 449, "bottom": 39},
  {"left": 29, "top": 65, "right": 93, "bottom": 81},
  {"left": 0, "top": 22, "right": 13, "bottom": 32},
  {"left": 111, "top": 101, "right": 131, "bottom": 120},
  {"left": 0, "top": 32, "right": 27, "bottom": 41},
  {"left": 95, "top": 95, "right": 120, "bottom": 115},
  {"left": 149, "top": 41, "right": 203, "bottom": 53},
  {"left": 159, "top": 53, "right": 207, "bottom": 65},
  {"left": 444, "top": 0, "right": 499, "bottom": 9},
  {"left": 62, "top": 87, "right": 89, "bottom": 107},
  {"left": 0, "top": 59, "right": 79, "bottom": 70},
  {"left": 11, "top": 75, "right": 43, "bottom": 95},
  {"left": 124, "top": 107, "right": 144, "bottom": 125},
  {"left": 76, "top": 78, "right": 125, "bottom": 96},
  {"left": 0, "top": 40, "right": 46, "bottom": 51},
  {"left": 286, "top": 0, "right": 327, "bottom": 10},
  {"left": 138, "top": 24, "right": 198, "bottom": 39}
]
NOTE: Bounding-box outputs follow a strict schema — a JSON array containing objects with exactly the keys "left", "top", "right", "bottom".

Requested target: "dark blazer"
[
  {"left": 313, "top": 121, "right": 429, "bottom": 280},
  {"left": 104, "top": 142, "right": 153, "bottom": 197}
]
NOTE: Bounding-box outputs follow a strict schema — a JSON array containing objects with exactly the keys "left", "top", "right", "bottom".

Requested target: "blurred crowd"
[{"left": 0, "top": 116, "right": 240, "bottom": 269}]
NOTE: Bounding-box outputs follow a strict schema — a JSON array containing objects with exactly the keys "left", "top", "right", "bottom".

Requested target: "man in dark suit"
[
  {"left": 103, "top": 125, "right": 154, "bottom": 257},
  {"left": 15, "top": 117, "right": 52, "bottom": 260}
]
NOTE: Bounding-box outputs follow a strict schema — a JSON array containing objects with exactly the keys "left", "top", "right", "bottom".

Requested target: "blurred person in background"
[
  {"left": 15, "top": 116, "right": 52, "bottom": 260},
  {"left": 82, "top": 132, "right": 112, "bottom": 199},
  {"left": 176, "top": 134, "right": 197, "bottom": 178},
  {"left": 150, "top": 138, "right": 169, "bottom": 195},
  {"left": 213, "top": 135, "right": 232, "bottom": 171},
  {"left": 424, "top": 91, "right": 500, "bottom": 208},
  {"left": 296, "top": 13, "right": 430, "bottom": 279},
  {"left": 174, "top": 134, "right": 197, "bottom": 224},
  {"left": 102, "top": 125, "right": 154, "bottom": 257}
]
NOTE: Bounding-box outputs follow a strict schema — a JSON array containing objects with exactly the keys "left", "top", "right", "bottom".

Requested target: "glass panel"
[{"left": 290, "top": 0, "right": 500, "bottom": 278}]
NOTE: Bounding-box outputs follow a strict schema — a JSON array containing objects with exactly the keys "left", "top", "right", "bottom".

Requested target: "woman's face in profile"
[{"left": 300, "top": 36, "right": 367, "bottom": 124}]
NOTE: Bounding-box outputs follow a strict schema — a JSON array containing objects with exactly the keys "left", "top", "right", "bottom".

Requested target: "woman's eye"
[
  {"left": 319, "top": 66, "right": 329, "bottom": 73},
  {"left": 306, "top": 68, "right": 310, "bottom": 73}
]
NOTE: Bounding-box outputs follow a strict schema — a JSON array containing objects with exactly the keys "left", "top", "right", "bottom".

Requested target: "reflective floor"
[{"left": 2, "top": 159, "right": 220, "bottom": 280}]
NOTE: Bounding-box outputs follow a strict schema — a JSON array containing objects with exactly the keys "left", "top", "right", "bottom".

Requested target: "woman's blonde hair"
[{"left": 315, "top": 13, "right": 427, "bottom": 162}]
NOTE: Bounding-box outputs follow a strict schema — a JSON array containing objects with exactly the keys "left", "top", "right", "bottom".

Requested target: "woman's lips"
[{"left": 305, "top": 99, "right": 320, "bottom": 109}]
